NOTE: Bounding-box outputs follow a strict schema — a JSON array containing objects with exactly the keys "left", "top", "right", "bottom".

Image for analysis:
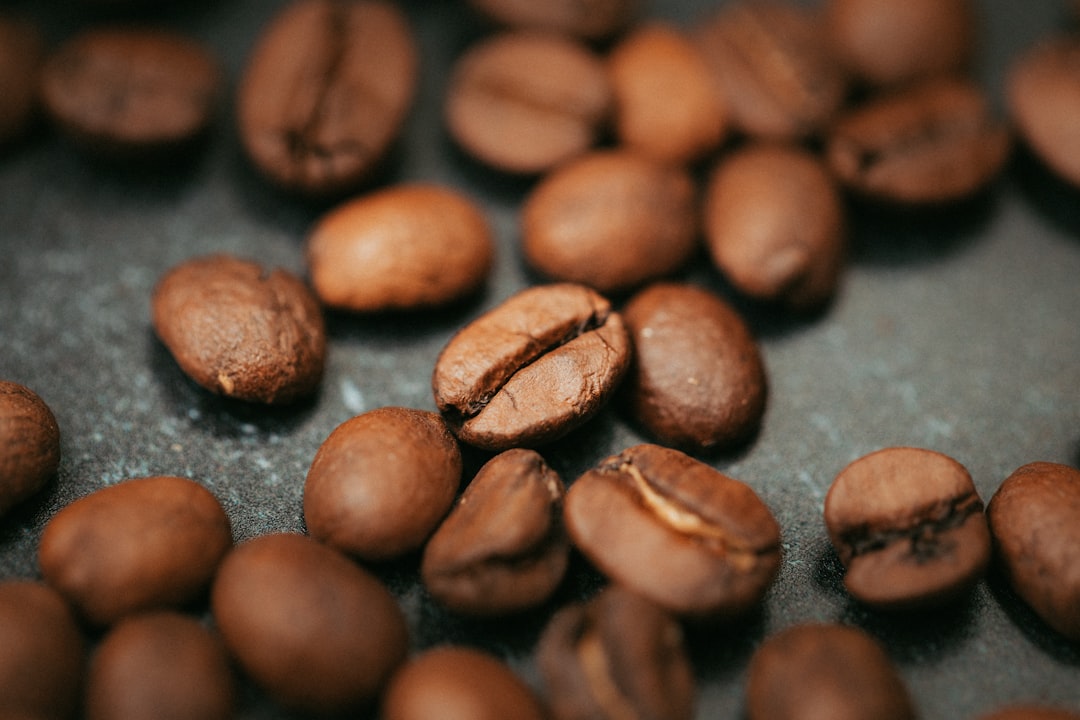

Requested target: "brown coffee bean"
[
  {"left": 608, "top": 22, "right": 728, "bottom": 166},
  {"left": 0, "top": 16, "right": 43, "bottom": 145},
  {"left": 0, "top": 581, "right": 85, "bottom": 720},
  {"left": 39, "top": 27, "right": 220, "bottom": 159},
  {"left": 564, "top": 443, "right": 781, "bottom": 617},
  {"left": 85, "top": 612, "right": 234, "bottom": 720},
  {"left": 421, "top": 448, "right": 568, "bottom": 616},
  {"left": 620, "top": 283, "right": 767, "bottom": 454},
  {"left": 237, "top": 0, "right": 418, "bottom": 197},
  {"left": 381, "top": 646, "right": 546, "bottom": 720},
  {"left": 694, "top": 0, "right": 848, "bottom": 140},
  {"left": 1006, "top": 35, "right": 1080, "bottom": 189},
  {"left": 824, "top": 447, "right": 991, "bottom": 610},
  {"left": 704, "top": 143, "right": 846, "bottom": 312},
  {"left": 445, "top": 31, "right": 612, "bottom": 174},
  {"left": 431, "top": 283, "right": 631, "bottom": 451},
  {"left": 977, "top": 707, "right": 1080, "bottom": 720},
  {"left": 304, "top": 406, "right": 462, "bottom": 561},
  {"left": 211, "top": 532, "right": 408, "bottom": 715},
  {"left": 465, "top": 0, "right": 636, "bottom": 41},
  {"left": 826, "top": 77, "right": 1011, "bottom": 204},
  {"left": 745, "top": 623, "right": 915, "bottom": 720},
  {"left": 521, "top": 150, "right": 698, "bottom": 294},
  {"left": 38, "top": 476, "right": 232, "bottom": 626},
  {"left": 537, "top": 584, "right": 696, "bottom": 720},
  {"left": 151, "top": 253, "right": 326, "bottom": 405},
  {"left": 986, "top": 462, "right": 1080, "bottom": 642},
  {"left": 0, "top": 380, "right": 60, "bottom": 517},
  {"left": 306, "top": 183, "right": 494, "bottom": 312}
]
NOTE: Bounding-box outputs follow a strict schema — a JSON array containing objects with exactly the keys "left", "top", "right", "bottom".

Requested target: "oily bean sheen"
[
  {"left": 1006, "top": 35, "right": 1080, "bottom": 189},
  {"left": 39, "top": 28, "right": 220, "bottom": 158},
  {"left": 0, "top": 16, "right": 43, "bottom": 145},
  {"left": 85, "top": 612, "right": 234, "bottom": 720},
  {"left": 304, "top": 406, "right": 462, "bottom": 561},
  {"left": 237, "top": 0, "right": 418, "bottom": 197},
  {"left": 306, "top": 183, "right": 494, "bottom": 312},
  {"left": 537, "top": 584, "right": 696, "bottom": 720},
  {"left": 522, "top": 151, "right": 698, "bottom": 294},
  {"left": 564, "top": 443, "right": 781, "bottom": 617},
  {"left": 826, "top": 77, "right": 1011, "bottom": 204},
  {"left": 620, "top": 283, "right": 767, "bottom": 454},
  {"left": 465, "top": 0, "right": 636, "bottom": 41},
  {"left": 704, "top": 143, "right": 846, "bottom": 312},
  {"left": 445, "top": 31, "right": 612, "bottom": 174},
  {"left": 746, "top": 623, "right": 915, "bottom": 720},
  {"left": 151, "top": 253, "right": 326, "bottom": 405},
  {"left": 0, "top": 581, "right": 85, "bottom": 720},
  {"left": 824, "top": 447, "right": 991, "bottom": 610},
  {"left": 421, "top": 448, "right": 568, "bottom": 616},
  {"left": 977, "top": 708, "right": 1080, "bottom": 720},
  {"left": 0, "top": 380, "right": 60, "bottom": 517},
  {"left": 38, "top": 476, "right": 232, "bottom": 626},
  {"left": 382, "top": 646, "right": 546, "bottom": 720},
  {"left": 986, "top": 462, "right": 1080, "bottom": 642},
  {"left": 211, "top": 533, "right": 408, "bottom": 716},
  {"left": 431, "top": 283, "right": 631, "bottom": 451}
]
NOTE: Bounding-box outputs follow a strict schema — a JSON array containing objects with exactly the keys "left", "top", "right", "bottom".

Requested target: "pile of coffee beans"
[{"left": 2, "top": 0, "right": 1080, "bottom": 718}]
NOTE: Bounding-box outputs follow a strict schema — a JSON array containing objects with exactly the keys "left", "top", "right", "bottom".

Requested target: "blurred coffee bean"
[
  {"left": 0, "top": 16, "right": 43, "bottom": 145},
  {"left": 465, "top": 0, "right": 637, "bottom": 41},
  {"left": 0, "top": 380, "right": 60, "bottom": 517}
]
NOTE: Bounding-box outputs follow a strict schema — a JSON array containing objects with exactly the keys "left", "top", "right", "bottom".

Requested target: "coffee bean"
[
  {"left": 0, "top": 380, "right": 60, "bottom": 517},
  {"left": 421, "top": 448, "right": 568, "bottom": 616},
  {"left": 521, "top": 150, "right": 697, "bottom": 294},
  {"left": 39, "top": 27, "right": 221, "bottom": 159},
  {"left": 465, "top": 0, "right": 636, "bottom": 41},
  {"left": 986, "top": 462, "right": 1080, "bottom": 642},
  {"left": 445, "top": 31, "right": 612, "bottom": 174},
  {"left": 976, "top": 707, "right": 1080, "bottom": 720},
  {"left": 0, "top": 581, "right": 85, "bottom": 720},
  {"left": 537, "top": 584, "right": 696, "bottom": 720},
  {"left": 824, "top": 446, "right": 991, "bottom": 610},
  {"left": 745, "top": 623, "right": 915, "bottom": 720},
  {"left": 84, "top": 612, "right": 234, "bottom": 720},
  {"left": 703, "top": 143, "right": 846, "bottom": 312},
  {"left": 1006, "top": 35, "right": 1080, "bottom": 189},
  {"left": 306, "top": 183, "right": 494, "bottom": 312},
  {"left": 0, "top": 16, "right": 43, "bottom": 145},
  {"left": 608, "top": 22, "right": 728, "bottom": 166},
  {"left": 564, "top": 443, "right": 781, "bottom": 617},
  {"left": 210, "top": 532, "right": 408, "bottom": 716},
  {"left": 304, "top": 406, "right": 462, "bottom": 561},
  {"left": 431, "top": 283, "right": 631, "bottom": 451},
  {"left": 151, "top": 253, "right": 326, "bottom": 405},
  {"left": 826, "top": 77, "right": 1011, "bottom": 204},
  {"left": 237, "top": 0, "right": 418, "bottom": 197}
]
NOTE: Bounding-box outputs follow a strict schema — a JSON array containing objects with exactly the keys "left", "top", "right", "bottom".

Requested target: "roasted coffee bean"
[
  {"left": 0, "top": 581, "right": 85, "bottom": 720},
  {"left": 151, "top": 253, "right": 326, "bottom": 405},
  {"left": 1006, "top": 35, "right": 1080, "bottom": 189},
  {"left": 306, "top": 183, "right": 494, "bottom": 312},
  {"left": 237, "top": 0, "right": 418, "bottom": 197},
  {"left": 85, "top": 612, "right": 234, "bottom": 720},
  {"left": 746, "top": 623, "right": 915, "bottom": 720},
  {"left": 694, "top": 0, "right": 848, "bottom": 140},
  {"left": 39, "top": 28, "right": 221, "bottom": 159},
  {"left": 987, "top": 462, "right": 1080, "bottom": 642},
  {"left": 0, "top": 380, "right": 60, "bottom": 517},
  {"left": 421, "top": 448, "right": 568, "bottom": 616},
  {"left": 465, "top": 0, "right": 636, "bottom": 41},
  {"left": 537, "top": 584, "right": 696, "bottom": 720},
  {"left": 38, "top": 476, "right": 232, "bottom": 626},
  {"left": 521, "top": 150, "right": 697, "bottom": 294},
  {"left": 824, "top": 446, "right": 991, "bottom": 610},
  {"left": 704, "top": 142, "right": 846, "bottom": 312},
  {"left": 826, "top": 77, "right": 1011, "bottom": 204},
  {"left": 212, "top": 532, "right": 408, "bottom": 715},
  {"left": 445, "top": 31, "right": 611, "bottom": 174},
  {"left": 608, "top": 22, "right": 728, "bottom": 166},
  {"left": 304, "top": 406, "right": 462, "bottom": 561},
  {"left": 564, "top": 443, "right": 781, "bottom": 617},
  {"left": 825, "top": 0, "right": 975, "bottom": 87},
  {"left": 0, "top": 16, "right": 43, "bottom": 145},
  {"left": 976, "top": 707, "right": 1080, "bottom": 720},
  {"left": 432, "top": 283, "right": 631, "bottom": 451}
]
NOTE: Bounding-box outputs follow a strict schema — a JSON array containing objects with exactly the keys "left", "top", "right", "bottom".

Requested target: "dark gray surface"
[{"left": 2, "top": 1, "right": 1079, "bottom": 718}]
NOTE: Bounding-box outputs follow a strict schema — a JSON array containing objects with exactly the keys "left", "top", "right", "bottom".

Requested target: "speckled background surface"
[{"left": 1, "top": 1, "right": 1079, "bottom": 718}]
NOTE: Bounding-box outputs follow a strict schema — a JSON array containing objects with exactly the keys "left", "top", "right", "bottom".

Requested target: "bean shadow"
[
  {"left": 683, "top": 604, "right": 769, "bottom": 686},
  {"left": 985, "top": 563, "right": 1080, "bottom": 665},
  {"left": 1010, "top": 144, "right": 1080, "bottom": 241}
]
